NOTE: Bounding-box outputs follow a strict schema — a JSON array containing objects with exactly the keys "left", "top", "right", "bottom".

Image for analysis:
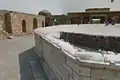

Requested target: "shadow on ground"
[{"left": 19, "top": 47, "right": 40, "bottom": 80}]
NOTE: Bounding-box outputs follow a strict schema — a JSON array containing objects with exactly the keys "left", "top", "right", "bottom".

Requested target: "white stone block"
[
  {"left": 73, "top": 71, "right": 90, "bottom": 80},
  {"left": 67, "top": 56, "right": 91, "bottom": 77}
]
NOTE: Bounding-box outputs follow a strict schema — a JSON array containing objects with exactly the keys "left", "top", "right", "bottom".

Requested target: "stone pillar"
[{"left": 80, "top": 17, "right": 84, "bottom": 24}]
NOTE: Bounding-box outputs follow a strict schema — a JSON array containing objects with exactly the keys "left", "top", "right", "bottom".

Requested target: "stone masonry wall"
[
  {"left": 10, "top": 12, "right": 45, "bottom": 36},
  {"left": 0, "top": 12, "right": 5, "bottom": 30},
  {"left": 35, "top": 33, "right": 120, "bottom": 80},
  {"left": 0, "top": 12, "right": 9, "bottom": 39}
]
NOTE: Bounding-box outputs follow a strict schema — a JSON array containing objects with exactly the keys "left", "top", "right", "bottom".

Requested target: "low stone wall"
[{"left": 34, "top": 32, "right": 120, "bottom": 80}]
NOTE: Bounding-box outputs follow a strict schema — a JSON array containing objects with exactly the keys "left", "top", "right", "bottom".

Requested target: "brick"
[
  {"left": 66, "top": 56, "right": 91, "bottom": 77},
  {"left": 73, "top": 71, "right": 90, "bottom": 80}
]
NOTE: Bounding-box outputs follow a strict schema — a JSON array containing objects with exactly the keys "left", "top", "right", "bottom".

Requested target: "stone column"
[{"left": 80, "top": 17, "right": 84, "bottom": 24}]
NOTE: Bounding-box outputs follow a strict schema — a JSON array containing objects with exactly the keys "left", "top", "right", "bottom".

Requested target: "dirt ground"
[{"left": 0, "top": 34, "right": 39, "bottom": 80}]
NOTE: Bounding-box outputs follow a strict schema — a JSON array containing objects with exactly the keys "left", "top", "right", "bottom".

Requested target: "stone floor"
[{"left": 0, "top": 34, "right": 40, "bottom": 80}]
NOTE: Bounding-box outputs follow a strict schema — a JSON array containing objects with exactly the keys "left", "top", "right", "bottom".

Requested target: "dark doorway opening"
[
  {"left": 5, "top": 13, "right": 12, "bottom": 34},
  {"left": 33, "top": 18, "right": 37, "bottom": 29},
  {"left": 22, "top": 20, "right": 27, "bottom": 33},
  {"left": 42, "top": 21, "right": 44, "bottom": 27}
]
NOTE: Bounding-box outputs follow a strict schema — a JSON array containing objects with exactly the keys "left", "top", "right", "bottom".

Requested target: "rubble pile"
[{"left": 0, "top": 30, "right": 9, "bottom": 40}]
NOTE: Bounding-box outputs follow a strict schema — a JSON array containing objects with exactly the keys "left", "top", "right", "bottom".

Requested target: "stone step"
[{"left": 29, "top": 60, "right": 48, "bottom": 80}]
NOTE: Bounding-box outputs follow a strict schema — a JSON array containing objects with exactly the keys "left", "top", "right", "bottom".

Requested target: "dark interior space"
[
  {"left": 33, "top": 18, "right": 37, "bottom": 29},
  {"left": 60, "top": 32, "right": 120, "bottom": 53},
  {"left": 22, "top": 20, "right": 27, "bottom": 33}
]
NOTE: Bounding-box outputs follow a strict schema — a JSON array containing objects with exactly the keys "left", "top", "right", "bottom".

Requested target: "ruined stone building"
[
  {"left": 68, "top": 8, "right": 120, "bottom": 24},
  {"left": 38, "top": 10, "right": 53, "bottom": 27},
  {"left": 0, "top": 10, "right": 45, "bottom": 37},
  {"left": 52, "top": 14, "right": 69, "bottom": 25},
  {"left": 47, "top": 8, "right": 120, "bottom": 25}
]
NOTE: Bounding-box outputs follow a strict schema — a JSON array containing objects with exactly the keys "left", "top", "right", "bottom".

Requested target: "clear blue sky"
[{"left": 0, "top": 0, "right": 120, "bottom": 15}]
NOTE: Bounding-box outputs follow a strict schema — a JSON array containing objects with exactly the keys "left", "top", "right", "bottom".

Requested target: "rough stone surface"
[
  {"left": 73, "top": 71, "right": 90, "bottom": 80},
  {"left": 91, "top": 68, "right": 120, "bottom": 80},
  {"left": 66, "top": 56, "right": 91, "bottom": 77},
  {"left": 0, "top": 10, "right": 45, "bottom": 39},
  {"left": 0, "top": 30, "right": 8, "bottom": 40},
  {"left": 34, "top": 25, "right": 120, "bottom": 80},
  {"left": 10, "top": 12, "right": 45, "bottom": 36}
]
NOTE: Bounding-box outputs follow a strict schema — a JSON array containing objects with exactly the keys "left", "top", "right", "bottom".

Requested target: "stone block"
[
  {"left": 69, "top": 76, "right": 74, "bottom": 80},
  {"left": 91, "top": 68, "right": 120, "bottom": 80},
  {"left": 90, "top": 78, "right": 101, "bottom": 80},
  {"left": 61, "top": 64, "right": 73, "bottom": 76},
  {"left": 52, "top": 64, "right": 69, "bottom": 80},
  {"left": 66, "top": 56, "right": 91, "bottom": 77},
  {"left": 73, "top": 71, "right": 90, "bottom": 80}
]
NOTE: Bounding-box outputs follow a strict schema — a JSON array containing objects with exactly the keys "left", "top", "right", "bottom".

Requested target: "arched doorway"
[
  {"left": 42, "top": 21, "right": 44, "bottom": 27},
  {"left": 33, "top": 18, "right": 37, "bottom": 29},
  {"left": 22, "top": 20, "right": 26, "bottom": 32}
]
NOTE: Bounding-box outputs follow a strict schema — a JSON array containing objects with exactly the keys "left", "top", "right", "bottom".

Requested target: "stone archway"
[
  {"left": 33, "top": 18, "right": 37, "bottom": 29},
  {"left": 22, "top": 20, "right": 26, "bottom": 33}
]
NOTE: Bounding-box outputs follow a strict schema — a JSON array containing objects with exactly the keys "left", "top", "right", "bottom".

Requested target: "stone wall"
[
  {"left": 0, "top": 12, "right": 6, "bottom": 30},
  {"left": 34, "top": 32, "right": 120, "bottom": 80},
  {"left": 10, "top": 12, "right": 45, "bottom": 36}
]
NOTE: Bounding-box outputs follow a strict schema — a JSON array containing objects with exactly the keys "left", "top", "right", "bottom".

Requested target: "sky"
[
  {"left": 62, "top": 0, "right": 120, "bottom": 14},
  {"left": 0, "top": 0, "right": 120, "bottom": 15},
  {"left": 0, "top": 0, "right": 63, "bottom": 15}
]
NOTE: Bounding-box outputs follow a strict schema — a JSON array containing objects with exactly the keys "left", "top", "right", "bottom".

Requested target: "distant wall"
[
  {"left": 10, "top": 12, "right": 45, "bottom": 35},
  {"left": 34, "top": 33, "right": 120, "bottom": 80},
  {"left": 0, "top": 12, "right": 6, "bottom": 30}
]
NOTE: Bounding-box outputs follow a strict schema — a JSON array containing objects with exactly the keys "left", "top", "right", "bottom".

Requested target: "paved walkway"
[{"left": 0, "top": 34, "right": 39, "bottom": 80}]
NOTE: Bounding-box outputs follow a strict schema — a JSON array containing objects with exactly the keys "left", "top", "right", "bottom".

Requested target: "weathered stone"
[
  {"left": 0, "top": 30, "right": 8, "bottom": 40},
  {"left": 66, "top": 56, "right": 91, "bottom": 77},
  {"left": 8, "top": 36, "right": 15, "bottom": 39},
  {"left": 52, "top": 64, "right": 69, "bottom": 80},
  {"left": 90, "top": 78, "right": 101, "bottom": 80},
  {"left": 91, "top": 68, "right": 120, "bottom": 80},
  {"left": 0, "top": 10, "right": 45, "bottom": 37},
  {"left": 69, "top": 76, "right": 74, "bottom": 80},
  {"left": 73, "top": 71, "right": 90, "bottom": 80},
  {"left": 61, "top": 64, "right": 73, "bottom": 76}
]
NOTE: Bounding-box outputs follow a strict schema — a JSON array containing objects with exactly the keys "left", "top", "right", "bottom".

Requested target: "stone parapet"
[{"left": 34, "top": 25, "right": 120, "bottom": 80}]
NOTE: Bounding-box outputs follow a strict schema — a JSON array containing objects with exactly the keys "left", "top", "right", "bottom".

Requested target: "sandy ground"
[{"left": 0, "top": 34, "right": 39, "bottom": 80}]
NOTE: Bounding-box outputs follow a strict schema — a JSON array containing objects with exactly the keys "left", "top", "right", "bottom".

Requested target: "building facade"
[
  {"left": 0, "top": 10, "right": 45, "bottom": 36},
  {"left": 68, "top": 8, "right": 120, "bottom": 24}
]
